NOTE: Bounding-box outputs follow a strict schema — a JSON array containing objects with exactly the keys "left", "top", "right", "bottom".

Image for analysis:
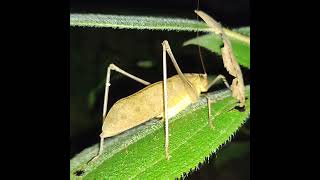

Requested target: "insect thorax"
[{"left": 184, "top": 73, "right": 208, "bottom": 94}]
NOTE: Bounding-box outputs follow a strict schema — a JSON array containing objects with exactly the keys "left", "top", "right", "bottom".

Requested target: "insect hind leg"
[
  {"left": 88, "top": 64, "right": 151, "bottom": 163},
  {"left": 88, "top": 137, "right": 104, "bottom": 164}
]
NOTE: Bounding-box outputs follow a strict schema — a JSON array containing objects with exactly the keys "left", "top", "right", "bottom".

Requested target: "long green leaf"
[
  {"left": 233, "top": 27, "right": 250, "bottom": 37},
  {"left": 70, "top": 14, "right": 248, "bottom": 44},
  {"left": 183, "top": 27, "right": 250, "bottom": 69},
  {"left": 70, "top": 14, "right": 208, "bottom": 32},
  {"left": 70, "top": 86, "right": 250, "bottom": 179}
]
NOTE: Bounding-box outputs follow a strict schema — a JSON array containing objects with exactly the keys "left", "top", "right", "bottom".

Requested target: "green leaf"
[
  {"left": 70, "top": 86, "right": 250, "bottom": 179},
  {"left": 70, "top": 14, "right": 209, "bottom": 32},
  {"left": 183, "top": 28, "right": 250, "bottom": 69},
  {"left": 70, "top": 14, "right": 246, "bottom": 44},
  {"left": 70, "top": 14, "right": 250, "bottom": 59},
  {"left": 233, "top": 26, "right": 250, "bottom": 37}
]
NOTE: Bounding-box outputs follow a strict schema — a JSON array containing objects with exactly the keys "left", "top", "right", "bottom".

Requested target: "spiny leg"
[{"left": 88, "top": 63, "right": 151, "bottom": 163}]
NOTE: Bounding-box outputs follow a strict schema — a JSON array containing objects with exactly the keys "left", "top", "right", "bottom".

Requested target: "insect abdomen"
[{"left": 100, "top": 75, "right": 198, "bottom": 138}]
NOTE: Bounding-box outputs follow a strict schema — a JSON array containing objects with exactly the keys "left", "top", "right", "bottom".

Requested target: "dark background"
[{"left": 70, "top": 0, "right": 250, "bottom": 179}]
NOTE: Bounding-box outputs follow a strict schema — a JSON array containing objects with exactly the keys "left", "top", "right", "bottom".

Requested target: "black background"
[
  {"left": 70, "top": 0, "right": 249, "bottom": 179},
  {"left": 1, "top": 0, "right": 315, "bottom": 179}
]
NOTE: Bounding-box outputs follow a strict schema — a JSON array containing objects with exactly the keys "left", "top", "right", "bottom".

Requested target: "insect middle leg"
[{"left": 89, "top": 63, "right": 151, "bottom": 163}]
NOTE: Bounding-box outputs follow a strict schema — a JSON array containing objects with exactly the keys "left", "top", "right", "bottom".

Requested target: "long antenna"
[{"left": 196, "top": 0, "right": 207, "bottom": 75}]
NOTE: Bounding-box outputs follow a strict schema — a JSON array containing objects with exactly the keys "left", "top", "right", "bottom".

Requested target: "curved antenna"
[{"left": 196, "top": 0, "right": 207, "bottom": 75}]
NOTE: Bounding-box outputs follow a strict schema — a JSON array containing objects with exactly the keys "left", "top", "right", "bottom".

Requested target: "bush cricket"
[{"left": 89, "top": 11, "right": 245, "bottom": 162}]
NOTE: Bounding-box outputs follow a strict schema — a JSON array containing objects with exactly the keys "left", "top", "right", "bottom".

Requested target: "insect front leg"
[
  {"left": 88, "top": 64, "right": 151, "bottom": 163},
  {"left": 206, "top": 75, "right": 231, "bottom": 128}
]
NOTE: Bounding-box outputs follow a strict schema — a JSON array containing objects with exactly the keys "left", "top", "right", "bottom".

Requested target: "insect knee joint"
[
  {"left": 162, "top": 40, "right": 170, "bottom": 49},
  {"left": 109, "top": 63, "right": 117, "bottom": 70}
]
